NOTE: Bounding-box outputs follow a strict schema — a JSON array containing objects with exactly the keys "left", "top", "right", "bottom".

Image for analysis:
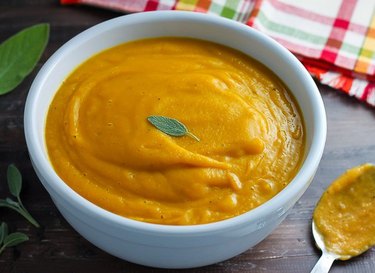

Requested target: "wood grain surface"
[{"left": 0, "top": 1, "right": 374, "bottom": 272}]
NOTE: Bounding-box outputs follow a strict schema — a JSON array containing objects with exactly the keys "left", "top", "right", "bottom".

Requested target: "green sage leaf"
[
  {"left": 147, "top": 115, "right": 200, "bottom": 141},
  {"left": 1, "top": 198, "right": 39, "bottom": 228},
  {"left": 0, "top": 199, "right": 18, "bottom": 210},
  {"left": 148, "top": 116, "right": 186, "bottom": 136},
  {"left": 0, "top": 222, "right": 8, "bottom": 245},
  {"left": 0, "top": 23, "right": 49, "bottom": 95},
  {"left": 7, "top": 164, "right": 22, "bottom": 198},
  {"left": 5, "top": 197, "right": 20, "bottom": 208},
  {"left": 1, "top": 165, "right": 40, "bottom": 228},
  {"left": 3, "top": 232, "right": 29, "bottom": 247}
]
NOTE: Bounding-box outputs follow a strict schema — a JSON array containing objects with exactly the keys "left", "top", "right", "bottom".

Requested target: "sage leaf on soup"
[
  {"left": 0, "top": 23, "right": 49, "bottom": 95},
  {"left": 147, "top": 115, "right": 200, "bottom": 141}
]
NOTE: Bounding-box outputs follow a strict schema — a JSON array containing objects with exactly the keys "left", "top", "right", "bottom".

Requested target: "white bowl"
[{"left": 24, "top": 11, "right": 326, "bottom": 269}]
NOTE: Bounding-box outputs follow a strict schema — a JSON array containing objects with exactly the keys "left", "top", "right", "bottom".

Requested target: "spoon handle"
[{"left": 310, "top": 252, "right": 336, "bottom": 273}]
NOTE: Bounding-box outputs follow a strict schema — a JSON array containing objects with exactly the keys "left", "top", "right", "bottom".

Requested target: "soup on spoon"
[{"left": 311, "top": 163, "right": 375, "bottom": 272}]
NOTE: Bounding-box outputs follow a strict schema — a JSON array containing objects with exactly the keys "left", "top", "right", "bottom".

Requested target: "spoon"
[
  {"left": 310, "top": 221, "right": 340, "bottom": 273},
  {"left": 310, "top": 164, "right": 375, "bottom": 273}
]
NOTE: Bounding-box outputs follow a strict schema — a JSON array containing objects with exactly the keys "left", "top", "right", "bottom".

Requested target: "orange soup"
[{"left": 45, "top": 38, "right": 305, "bottom": 225}]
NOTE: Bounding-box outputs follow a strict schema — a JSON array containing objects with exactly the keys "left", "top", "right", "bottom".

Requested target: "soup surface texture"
[
  {"left": 45, "top": 38, "right": 305, "bottom": 225},
  {"left": 313, "top": 164, "right": 375, "bottom": 259}
]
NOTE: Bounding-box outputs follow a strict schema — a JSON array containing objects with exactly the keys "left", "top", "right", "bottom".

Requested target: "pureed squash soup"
[{"left": 45, "top": 37, "right": 305, "bottom": 225}]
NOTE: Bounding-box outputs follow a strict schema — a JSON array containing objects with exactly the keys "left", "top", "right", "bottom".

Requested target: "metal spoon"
[
  {"left": 310, "top": 164, "right": 375, "bottom": 273},
  {"left": 310, "top": 221, "right": 340, "bottom": 273}
]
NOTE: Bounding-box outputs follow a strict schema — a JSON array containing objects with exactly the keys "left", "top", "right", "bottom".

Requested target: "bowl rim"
[{"left": 24, "top": 10, "right": 327, "bottom": 235}]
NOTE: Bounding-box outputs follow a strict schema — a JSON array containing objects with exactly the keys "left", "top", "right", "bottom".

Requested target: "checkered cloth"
[{"left": 61, "top": 0, "right": 375, "bottom": 106}]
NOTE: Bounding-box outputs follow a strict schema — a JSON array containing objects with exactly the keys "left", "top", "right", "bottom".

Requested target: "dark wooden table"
[{"left": 1, "top": 1, "right": 374, "bottom": 272}]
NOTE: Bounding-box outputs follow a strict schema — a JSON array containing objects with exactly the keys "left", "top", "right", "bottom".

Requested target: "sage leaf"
[
  {"left": 0, "top": 222, "right": 8, "bottom": 245},
  {"left": 0, "top": 197, "right": 40, "bottom": 228},
  {"left": 0, "top": 199, "right": 18, "bottom": 210},
  {"left": 0, "top": 231, "right": 29, "bottom": 255},
  {"left": 0, "top": 23, "right": 49, "bottom": 95},
  {"left": 3, "top": 232, "right": 29, "bottom": 247},
  {"left": 5, "top": 197, "right": 20, "bottom": 208},
  {"left": 147, "top": 115, "right": 200, "bottom": 141},
  {"left": 7, "top": 164, "right": 22, "bottom": 198},
  {"left": 1, "top": 165, "right": 40, "bottom": 228}
]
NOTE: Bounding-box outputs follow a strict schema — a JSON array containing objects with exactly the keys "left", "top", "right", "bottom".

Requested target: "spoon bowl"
[{"left": 310, "top": 163, "right": 375, "bottom": 273}]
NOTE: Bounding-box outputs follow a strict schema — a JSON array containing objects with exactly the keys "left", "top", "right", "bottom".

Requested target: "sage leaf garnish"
[
  {"left": 0, "top": 165, "right": 40, "bottom": 228},
  {"left": 0, "top": 231, "right": 29, "bottom": 255},
  {"left": 0, "top": 23, "right": 50, "bottom": 95},
  {"left": 147, "top": 115, "right": 200, "bottom": 141}
]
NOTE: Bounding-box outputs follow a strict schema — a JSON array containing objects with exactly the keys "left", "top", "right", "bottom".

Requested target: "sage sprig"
[
  {"left": 0, "top": 165, "right": 40, "bottom": 228},
  {"left": 0, "top": 222, "right": 8, "bottom": 244},
  {"left": 0, "top": 23, "right": 49, "bottom": 95},
  {"left": 147, "top": 115, "right": 200, "bottom": 141},
  {"left": 0, "top": 222, "right": 29, "bottom": 255}
]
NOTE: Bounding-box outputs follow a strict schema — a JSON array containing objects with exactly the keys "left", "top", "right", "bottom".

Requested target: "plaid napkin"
[{"left": 61, "top": 0, "right": 375, "bottom": 106}]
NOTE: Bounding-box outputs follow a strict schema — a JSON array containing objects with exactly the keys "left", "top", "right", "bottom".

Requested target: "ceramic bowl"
[{"left": 24, "top": 11, "right": 326, "bottom": 269}]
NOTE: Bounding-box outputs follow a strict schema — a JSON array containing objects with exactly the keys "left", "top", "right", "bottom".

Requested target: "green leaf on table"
[
  {"left": 0, "top": 23, "right": 50, "bottom": 95},
  {"left": 3, "top": 232, "right": 29, "bottom": 247},
  {"left": 147, "top": 115, "right": 200, "bottom": 141},
  {"left": 5, "top": 197, "right": 20, "bottom": 208},
  {"left": 0, "top": 222, "right": 8, "bottom": 245},
  {"left": 1, "top": 196, "right": 40, "bottom": 228},
  {"left": 0, "top": 165, "right": 40, "bottom": 228},
  {"left": 0, "top": 231, "right": 29, "bottom": 255},
  {"left": 0, "top": 199, "right": 18, "bottom": 209},
  {"left": 7, "top": 164, "right": 22, "bottom": 198}
]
